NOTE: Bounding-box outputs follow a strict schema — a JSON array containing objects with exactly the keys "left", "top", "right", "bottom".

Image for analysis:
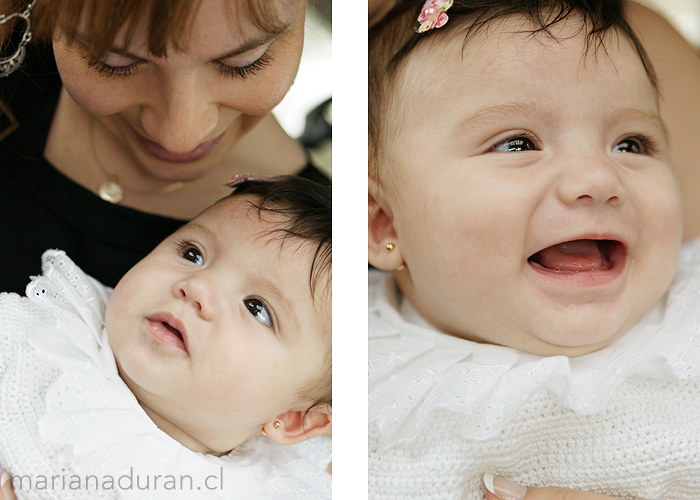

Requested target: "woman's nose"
[
  {"left": 555, "top": 153, "right": 627, "bottom": 207},
  {"left": 140, "top": 72, "right": 219, "bottom": 154}
]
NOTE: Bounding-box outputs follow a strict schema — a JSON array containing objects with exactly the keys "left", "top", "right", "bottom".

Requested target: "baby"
[
  {"left": 368, "top": 1, "right": 700, "bottom": 499},
  {"left": 0, "top": 176, "right": 331, "bottom": 499}
]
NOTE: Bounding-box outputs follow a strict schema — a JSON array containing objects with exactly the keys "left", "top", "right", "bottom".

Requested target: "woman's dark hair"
[
  {"left": 27, "top": 0, "right": 291, "bottom": 57},
  {"left": 369, "top": 0, "right": 657, "bottom": 177}
]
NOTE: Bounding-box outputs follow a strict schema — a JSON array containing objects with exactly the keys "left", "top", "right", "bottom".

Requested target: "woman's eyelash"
[
  {"left": 86, "top": 51, "right": 273, "bottom": 80},
  {"left": 215, "top": 52, "right": 273, "bottom": 79},
  {"left": 86, "top": 56, "right": 140, "bottom": 78}
]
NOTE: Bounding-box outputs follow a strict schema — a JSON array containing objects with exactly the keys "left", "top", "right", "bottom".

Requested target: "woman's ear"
[
  {"left": 369, "top": 178, "right": 405, "bottom": 270},
  {"left": 263, "top": 406, "right": 331, "bottom": 445}
]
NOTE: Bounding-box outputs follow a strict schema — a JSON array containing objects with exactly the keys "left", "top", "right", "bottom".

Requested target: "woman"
[{"left": 0, "top": 0, "right": 329, "bottom": 293}]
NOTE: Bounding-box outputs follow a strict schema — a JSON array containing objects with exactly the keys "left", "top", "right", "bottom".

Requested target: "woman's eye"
[
  {"left": 491, "top": 136, "right": 537, "bottom": 152},
  {"left": 244, "top": 298, "right": 273, "bottom": 328},
  {"left": 215, "top": 52, "right": 273, "bottom": 79},
  {"left": 612, "top": 138, "right": 643, "bottom": 154},
  {"left": 180, "top": 246, "right": 204, "bottom": 266},
  {"left": 87, "top": 56, "right": 141, "bottom": 78}
]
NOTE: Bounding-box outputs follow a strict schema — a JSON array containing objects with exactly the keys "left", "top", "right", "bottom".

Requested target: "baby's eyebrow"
[
  {"left": 604, "top": 107, "right": 667, "bottom": 137},
  {"left": 178, "top": 222, "right": 218, "bottom": 242},
  {"left": 454, "top": 101, "right": 552, "bottom": 134},
  {"left": 454, "top": 102, "right": 665, "bottom": 136}
]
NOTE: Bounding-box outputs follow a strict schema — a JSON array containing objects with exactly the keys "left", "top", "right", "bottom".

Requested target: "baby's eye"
[
  {"left": 491, "top": 136, "right": 537, "bottom": 152},
  {"left": 612, "top": 138, "right": 642, "bottom": 154},
  {"left": 178, "top": 242, "right": 204, "bottom": 266},
  {"left": 244, "top": 298, "right": 273, "bottom": 328}
]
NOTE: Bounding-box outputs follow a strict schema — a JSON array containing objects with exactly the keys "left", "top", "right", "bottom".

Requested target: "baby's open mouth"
[{"left": 528, "top": 239, "right": 625, "bottom": 272}]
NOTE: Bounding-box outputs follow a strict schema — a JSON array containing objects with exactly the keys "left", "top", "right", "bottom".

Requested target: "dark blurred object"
[
  {"left": 311, "top": 0, "right": 331, "bottom": 28},
  {"left": 301, "top": 98, "right": 331, "bottom": 176},
  {"left": 300, "top": 97, "right": 331, "bottom": 148}
]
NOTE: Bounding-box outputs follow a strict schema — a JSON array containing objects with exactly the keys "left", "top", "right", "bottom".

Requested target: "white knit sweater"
[
  {"left": 0, "top": 251, "right": 331, "bottom": 500},
  {"left": 369, "top": 239, "right": 700, "bottom": 500}
]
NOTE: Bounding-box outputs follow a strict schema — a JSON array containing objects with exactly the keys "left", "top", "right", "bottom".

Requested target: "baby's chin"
[
  {"left": 508, "top": 334, "right": 622, "bottom": 358},
  {"left": 438, "top": 309, "right": 640, "bottom": 358},
  {"left": 492, "top": 315, "right": 639, "bottom": 357}
]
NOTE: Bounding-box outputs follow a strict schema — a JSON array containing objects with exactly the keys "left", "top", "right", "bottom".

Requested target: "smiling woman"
[{"left": 0, "top": 0, "right": 329, "bottom": 294}]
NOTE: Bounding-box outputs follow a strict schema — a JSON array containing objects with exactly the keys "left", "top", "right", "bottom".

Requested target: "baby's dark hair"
[
  {"left": 227, "top": 175, "right": 332, "bottom": 417},
  {"left": 227, "top": 176, "right": 332, "bottom": 300},
  {"left": 369, "top": 0, "right": 657, "bottom": 179}
]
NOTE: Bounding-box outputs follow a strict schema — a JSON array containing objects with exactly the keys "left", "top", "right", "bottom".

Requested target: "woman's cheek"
[
  {"left": 62, "top": 78, "right": 136, "bottom": 115},
  {"left": 223, "top": 61, "right": 299, "bottom": 116},
  {"left": 54, "top": 46, "right": 134, "bottom": 115}
]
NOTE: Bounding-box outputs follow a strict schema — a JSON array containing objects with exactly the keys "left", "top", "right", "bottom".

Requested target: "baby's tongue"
[{"left": 534, "top": 239, "right": 603, "bottom": 272}]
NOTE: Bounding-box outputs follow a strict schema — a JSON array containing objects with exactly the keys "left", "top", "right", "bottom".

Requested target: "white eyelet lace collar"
[{"left": 369, "top": 239, "right": 700, "bottom": 451}]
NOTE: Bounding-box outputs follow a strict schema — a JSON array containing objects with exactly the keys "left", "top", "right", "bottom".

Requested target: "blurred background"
[
  {"left": 273, "top": 0, "right": 332, "bottom": 178},
  {"left": 638, "top": 0, "right": 700, "bottom": 47}
]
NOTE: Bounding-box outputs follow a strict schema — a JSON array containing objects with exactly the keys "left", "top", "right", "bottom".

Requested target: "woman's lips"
[
  {"left": 147, "top": 313, "right": 188, "bottom": 353},
  {"left": 135, "top": 131, "right": 225, "bottom": 163}
]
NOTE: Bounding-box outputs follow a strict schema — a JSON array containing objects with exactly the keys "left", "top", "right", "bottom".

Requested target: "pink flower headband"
[
  {"left": 416, "top": 0, "right": 453, "bottom": 33},
  {"left": 226, "top": 173, "right": 264, "bottom": 188}
]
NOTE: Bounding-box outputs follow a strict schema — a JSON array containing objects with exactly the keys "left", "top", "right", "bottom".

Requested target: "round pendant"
[{"left": 98, "top": 181, "right": 124, "bottom": 204}]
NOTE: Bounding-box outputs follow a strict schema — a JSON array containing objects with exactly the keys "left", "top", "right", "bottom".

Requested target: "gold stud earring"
[
  {"left": 386, "top": 243, "right": 395, "bottom": 251},
  {"left": 273, "top": 421, "right": 282, "bottom": 429},
  {"left": 397, "top": 263, "right": 406, "bottom": 271},
  {"left": 261, "top": 426, "right": 267, "bottom": 436}
]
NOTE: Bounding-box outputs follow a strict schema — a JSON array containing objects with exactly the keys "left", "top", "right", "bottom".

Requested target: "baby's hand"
[
  {"left": 484, "top": 474, "right": 622, "bottom": 500},
  {"left": 0, "top": 472, "right": 16, "bottom": 500}
]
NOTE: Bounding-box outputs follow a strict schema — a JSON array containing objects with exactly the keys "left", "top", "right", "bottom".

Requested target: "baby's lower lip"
[
  {"left": 135, "top": 131, "right": 225, "bottom": 163},
  {"left": 147, "top": 319, "right": 188, "bottom": 353}
]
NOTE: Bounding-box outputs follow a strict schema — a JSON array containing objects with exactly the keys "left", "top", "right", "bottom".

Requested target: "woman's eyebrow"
[
  {"left": 82, "top": 19, "right": 294, "bottom": 61},
  {"left": 215, "top": 24, "right": 293, "bottom": 59}
]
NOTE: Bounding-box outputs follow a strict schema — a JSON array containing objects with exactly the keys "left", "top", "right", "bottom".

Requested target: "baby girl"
[
  {"left": 369, "top": 1, "right": 700, "bottom": 499},
  {"left": 0, "top": 176, "right": 331, "bottom": 499}
]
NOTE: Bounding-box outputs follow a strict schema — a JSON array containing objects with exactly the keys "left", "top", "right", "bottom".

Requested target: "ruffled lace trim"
[
  {"left": 25, "top": 250, "right": 330, "bottom": 499},
  {"left": 369, "top": 239, "right": 700, "bottom": 450}
]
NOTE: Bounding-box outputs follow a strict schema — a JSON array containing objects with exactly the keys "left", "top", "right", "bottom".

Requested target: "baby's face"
[
  {"left": 374, "top": 17, "right": 683, "bottom": 356},
  {"left": 106, "top": 196, "right": 330, "bottom": 453}
]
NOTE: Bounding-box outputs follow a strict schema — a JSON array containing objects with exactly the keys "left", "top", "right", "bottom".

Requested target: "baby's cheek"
[{"left": 649, "top": 174, "right": 684, "bottom": 244}]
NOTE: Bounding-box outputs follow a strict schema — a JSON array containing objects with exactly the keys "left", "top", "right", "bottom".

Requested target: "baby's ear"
[
  {"left": 369, "top": 177, "right": 405, "bottom": 271},
  {"left": 263, "top": 406, "right": 331, "bottom": 446}
]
